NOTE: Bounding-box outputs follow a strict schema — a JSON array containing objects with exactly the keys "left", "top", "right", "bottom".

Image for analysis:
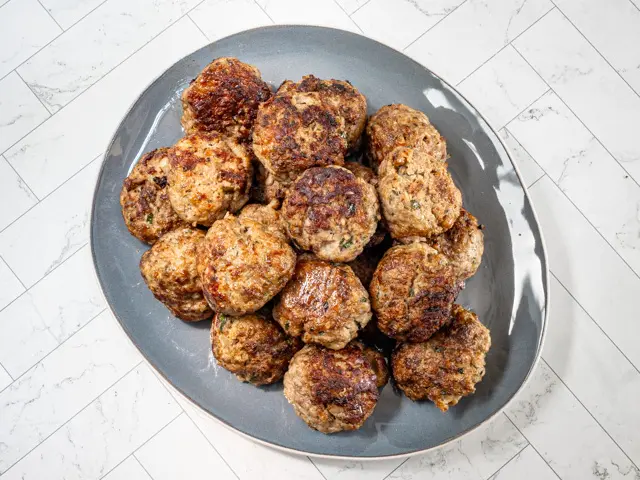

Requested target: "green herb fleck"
[
  {"left": 409, "top": 288, "right": 415, "bottom": 297},
  {"left": 146, "top": 213, "right": 154, "bottom": 223},
  {"left": 284, "top": 321, "right": 290, "bottom": 330},
  {"left": 434, "top": 346, "right": 443, "bottom": 353},
  {"left": 441, "top": 390, "right": 448, "bottom": 395},
  {"left": 410, "top": 200, "right": 420, "bottom": 210},
  {"left": 457, "top": 368, "right": 465, "bottom": 374},
  {"left": 339, "top": 237, "right": 353, "bottom": 250},
  {"left": 347, "top": 202, "right": 356, "bottom": 215},
  {"left": 360, "top": 297, "right": 368, "bottom": 303},
  {"left": 218, "top": 314, "right": 228, "bottom": 332}
]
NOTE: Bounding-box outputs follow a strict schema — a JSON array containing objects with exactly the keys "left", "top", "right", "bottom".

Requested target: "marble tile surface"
[
  {"left": 38, "top": 0, "right": 108, "bottom": 30},
  {"left": 0, "top": 256, "right": 25, "bottom": 311},
  {"left": 489, "top": 445, "right": 559, "bottom": 480},
  {"left": 335, "top": 0, "right": 370, "bottom": 15},
  {"left": 0, "top": 156, "right": 38, "bottom": 232},
  {"left": 498, "top": 128, "right": 545, "bottom": 188},
  {"left": 0, "top": 363, "right": 12, "bottom": 393},
  {"left": 255, "top": 0, "right": 360, "bottom": 32},
  {"left": 189, "top": 0, "right": 273, "bottom": 41},
  {"left": 103, "top": 456, "right": 152, "bottom": 480}
]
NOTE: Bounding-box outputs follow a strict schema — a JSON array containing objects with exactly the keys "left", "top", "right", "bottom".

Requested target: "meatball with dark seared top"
[
  {"left": 273, "top": 256, "right": 371, "bottom": 350},
  {"left": 392, "top": 305, "right": 491, "bottom": 411},
  {"left": 139, "top": 228, "right": 212, "bottom": 321},
  {"left": 282, "top": 166, "right": 379, "bottom": 262},
  {"left": 211, "top": 310, "right": 301, "bottom": 385},
  {"left": 283, "top": 343, "right": 379, "bottom": 433},
  {"left": 369, "top": 242, "right": 462, "bottom": 342},
  {"left": 198, "top": 215, "right": 296, "bottom": 316},
  {"left": 120, "top": 148, "right": 186, "bottom": 244},
  {"left": 181, "top": 57, "right": 272, "bottom": 140}
]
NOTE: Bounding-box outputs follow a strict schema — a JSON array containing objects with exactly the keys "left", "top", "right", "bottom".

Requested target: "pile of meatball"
[{"left": 120, "top": 57, "right": 492, "bottom": 434}]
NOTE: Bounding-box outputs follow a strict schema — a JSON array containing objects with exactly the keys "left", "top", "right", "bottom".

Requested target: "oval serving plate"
[{"left": 91, "top": 26, "right": 548, "bottom": 459}]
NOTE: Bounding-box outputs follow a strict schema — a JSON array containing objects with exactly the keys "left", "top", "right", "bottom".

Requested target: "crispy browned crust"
[
  {"left": 167, "top": 133, "right": 252, "bottom": 226},
  {"left": 252, "top": 91, "right": 348, "bottom": 183},
  {"left": 369, "top": 243, "right": 462, "bottom": 342},
  {"left": 139, "top": 228, "right": 212, "bottom": 321},
  {"left": 120, "top": 148, "right": 187, "bottom": 244},
  {"left": 392, "top": 305, "right": 491, "bottom": 411},
  {"left": 283, "top": 343, "right": 379, "bottom": 433},
  {"left": 278, "top": 75, "right": 367, "bottom": 149},
  {"left": 282, "top": 166, "right": 380, "bottom": 262},
  {"left": 237, "top": 201, "right": 288, "bottom": 242},
  {"left": 366, "top": 104, "right": 447, "bottom": 169},
  {"left": 343, "top": 161, "right": 378, "bottom": 186},
  {"left": 356, "top": 342, "right": 389, "bottom": 388},
  {"left": 181, "top": 57, "right": 272, "bottom": 140},
  {"left": 198, "top": 216, "right": 296, "bottom": 315},
  {"left": 378, "top": 146, "right": 462, "bottom": 239},
  {"left": 429, "top": 209, "right": 484, "bottom": 280},
  {"left": 273, "top": 257, "right": 371, "bottom": 350},
  {"left": 211, "top": 311, "right": 302, "bottom": 385}
]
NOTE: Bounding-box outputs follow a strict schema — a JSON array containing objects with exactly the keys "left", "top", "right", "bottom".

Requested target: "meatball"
[
  {"left": 198, "top": 215, "right": 296, "bottom": 315},
  {"left": 211, "top": 310, "right": 301, "bottom": 385},
  {"left": 120, "top": 148, "right": 186, "bottom": 244},
  {"left": 429, "top": 209, "right": 484, "bottom": 280},
  {"left": 366, "top": 104, "right": 447, "bottom": 169},
  {"left": 252, "top": 162, "right": 289, "bottom": 204},
  {"left": 378, "top": 146, "right": 462, "bottom": 240},
  {"left": 392, "top": 305, "right": 491, "bottom": 411},
  {"left": 278, "top": 75, "right": 367, "bottom": 150},
  {"left": 252, "top": 91, "right": 348, "bottom": 184},
  {"left": 167, "top": 133, "right": 252, "bottom": 226},
  {"left": 282, "top": 166, "right": 380, "bottom": 262},
  {"left": 238, "top": 201, "right": 287, "bottom": 242},
  {"left": 356, "top": 342, "right": 389, "bottom": 388},
  {"left": 140, "top": 228, "right": 212, "bottom": 321},
  {"left": 343, "top": 161, "right": 377, "bottom": 186},
  {"left": 273, "top": 257, "right": 371, "bottom": 350},
  {"left": 283, "top": 343, "right": 379, "bottom": 433},
  {"left": 369, "top": 242, "right": 462, "bottom": 342},
  {"left": 181, "top": 57, "right": 272, "bottom": 140}
]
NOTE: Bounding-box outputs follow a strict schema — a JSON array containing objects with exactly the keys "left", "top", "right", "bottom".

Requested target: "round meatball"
[
  {"left": 167, "top": 133, "right": 252, "bottom": 226},
  {"left": 198, "top": 215, "right": 296, "bottom": 315},
  {"left": 357, "top": 342, "right": 389, "bottom": 388},
  {"left": 392, "top": 305, "right": 491, "bottom": 411},
  {"left": 283, "top": 343, "right": 379, "bottom": 433},
  {"left": 279, "top": 76, "right": 367, "bottom": 150},
  {"left": 378, "top": 146, "right": 462, "bottom": 240},
  {"left": 120, "top": 148, "right": 186, "bottom": 244},
  {"left": 282, "top": 166, "right": 380, "bottom": 262},
  {"left": 369, "top": 242, "right": 462, "bottom": 342},
  {"left": 181, "top": 57, "right": 272, "bottom": 140},
  {"left": 253, "top": 91, "right": 348, "bottom": 184},
  {"left": 366, "top": 104, "right": 447, "bottom": 169},
  {"left": 238, "top": 201, "right": 287, "bottom": 242},
  {"left": 343, "top": 161, "right": 377, "bottom": 186},
  {"left": 273, "top": 257, "right": 371, "bottom": 350},
  {"left": 140, "top": 228, "right": 212, "bottom": 321},
  {"left": 211, "top": 310, "right": 301, "bottom": 385}
]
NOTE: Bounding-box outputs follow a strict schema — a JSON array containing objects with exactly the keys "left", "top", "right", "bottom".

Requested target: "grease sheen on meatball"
[
  {"left": 253, "top": 91, "right": 348, "bottom": 184},
  {"left": 356, "top": 342, "right": 389, "bottom": 388},
  {"left": 273, "top": 257, "right": 371, "bottom": 350},
  {"left": 167, "top": 133, "right": 252, "bottom": 226},
  {"left": 237, "top": 201, "right": 288, "bottom": 242},
  {"left": 140, "top": 228, "right": 212, "bottom": 321},
  {"left": 279, "top": 75, "right": 367, "bottom": 150},
  {"left": 120, "top": 148, "right": 186, "bottom": 244},
  {"left": 366, "top": 104, "right": 447, "bottom": 169},
  {"left": 369, "top": 242, "right": 462, "bottom": 342},
  {"left": 282, "top": 166, "right": 380, "bottom": 262},
  {"left": 181, "top": 57, "right": 272, "bottom": 140},
  {"left": 283, "top": 343, "right": 379, "bottom": 433},
  {"left": 198, "top": 215, "right": 296, "bottom": 315},
  {"left": 378, "top": 146, "right": 462, "bottom": 240},
  {"left": 211, "top": 311, "right": 301, "bottom": 385},
  {"left": 392, "top": 305, "right": 491, "bottom": 411}
]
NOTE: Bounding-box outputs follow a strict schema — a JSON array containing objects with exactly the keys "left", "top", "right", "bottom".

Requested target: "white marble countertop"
[{"left": 1, "top": 0, "right": 640, "bottom": 478}]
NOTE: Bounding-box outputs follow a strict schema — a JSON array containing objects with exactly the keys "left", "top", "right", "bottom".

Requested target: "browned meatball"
[
  {"left": 181, "top": 57, "right": 272, "bottom": 140},
  {"left": 211, "top": 310, "right": 301, "bottom": 385},
  {"left": 252, "top": 91, "right": 348, "bottom": 184},
  {"left": 392, "top": 305, "right": 491, "bottom": 411},
  {"left": 283, "top": 343, "right": 379, "bottom": 433},
  {"left": 369, "top": 242, "right": 462, "bottom": 342},
  {"left": 140, "top": 228, "right": 212, "bottom": 321},
  {"left": 278, "top": 75, "right": 367, "bottom": 150},
  {"left": 251, "top": 162, "right": 289, "bottom": 204},
  {"left": 343, "top": 161, "right": 378, "bottom": 186},
  {"left": 167, "top": 133, "right": 252, "bottom": 226},
  {"left": 237, "top": 201, "right": 287, "bottom": 242},
  {"left": 357, "top": 343, "right": 389, "bottom": 388},
  {"left": 366, "top": 104, "right": 447, "bottom": 170},
  {"left": 273, "top": 257, "right": 371, "bottom": 350},
  {"left": 198, "top": 215, "right": 296, "bottom": 315},
  {"left": 120, "top": 148, "right": 187, "bottom": 244},
  {"left": 282, "top": 166, "right": 380, "bottom": 262},
  {"left": 428, "top": 209, "right": 484, "bottom": 280},
  {"left": 378, "top": 146, "right": 462, "bottom": 240}
]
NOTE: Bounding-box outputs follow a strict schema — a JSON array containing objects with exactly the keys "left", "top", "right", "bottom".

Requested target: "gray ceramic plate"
[{"left": 91, "top": 26, "right": 548, "bottom": 459}]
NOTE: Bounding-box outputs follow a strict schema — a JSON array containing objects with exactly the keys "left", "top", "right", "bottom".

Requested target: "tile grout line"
[
  {"left": 483, "top": 442, "right": 530, "bottom": 479},
  {"left": 550, "top": 270, "right": 640, "bottom": 378},
  {"left": 510, "top": 43, "right": 640, "bottom": 193},
  {"left": 501, "top": 126, "right": 546, "bottom": 187},
  {"left": 308, "top": 457, "right": 329, "bottom": 480},
  {"left": 350, "top": 0, "right": 372, "bottom": 16},
  {"left": 629, "top": 0, "right": 640, "bottom": 13},
  {"left": 403, "top": 0, "right": 470, "bottom": 52},
  {"left": 499, "top": 88, "right": 551, "bottom": 131},
  {"left": 1, "top": 358, "right": 144, "bottom": 476},
  {"left": 98, "top": 454, "right": 146, "bottom": 480},
  {"left": 0, "top": 253, "right": 27, "bottom": 290},
  {"left": 35, "top": 0, "right": 64, "bottom": 32},
  {"left": 331, "top": 0, "right": 365, "bottom": 34},
  {"left": 1, "top": 153, "right": 40, "bottom": 202},
  {"left": 551, "top": 1, "right": 640, "bottom": 98},
  {"left": 186, "top": 13, "right": 210, "bottom": 41},
  {"left": 526, "top": 172, "right": 546, "bottom": 189},
  {"left": 0, "top": 358, "right": 15, "bottom": 383},
  {"left": 382, "top": 458, "right": 409, "bottom": 479},
  {"left": 253, "top": 0, "right": 275, "bottom": 24},
  {"left": 14, "top": 69, "right": 56, "bottom": 124},
  {"left": 540, "top": 357, "right": 640, "bottom": 472}
]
